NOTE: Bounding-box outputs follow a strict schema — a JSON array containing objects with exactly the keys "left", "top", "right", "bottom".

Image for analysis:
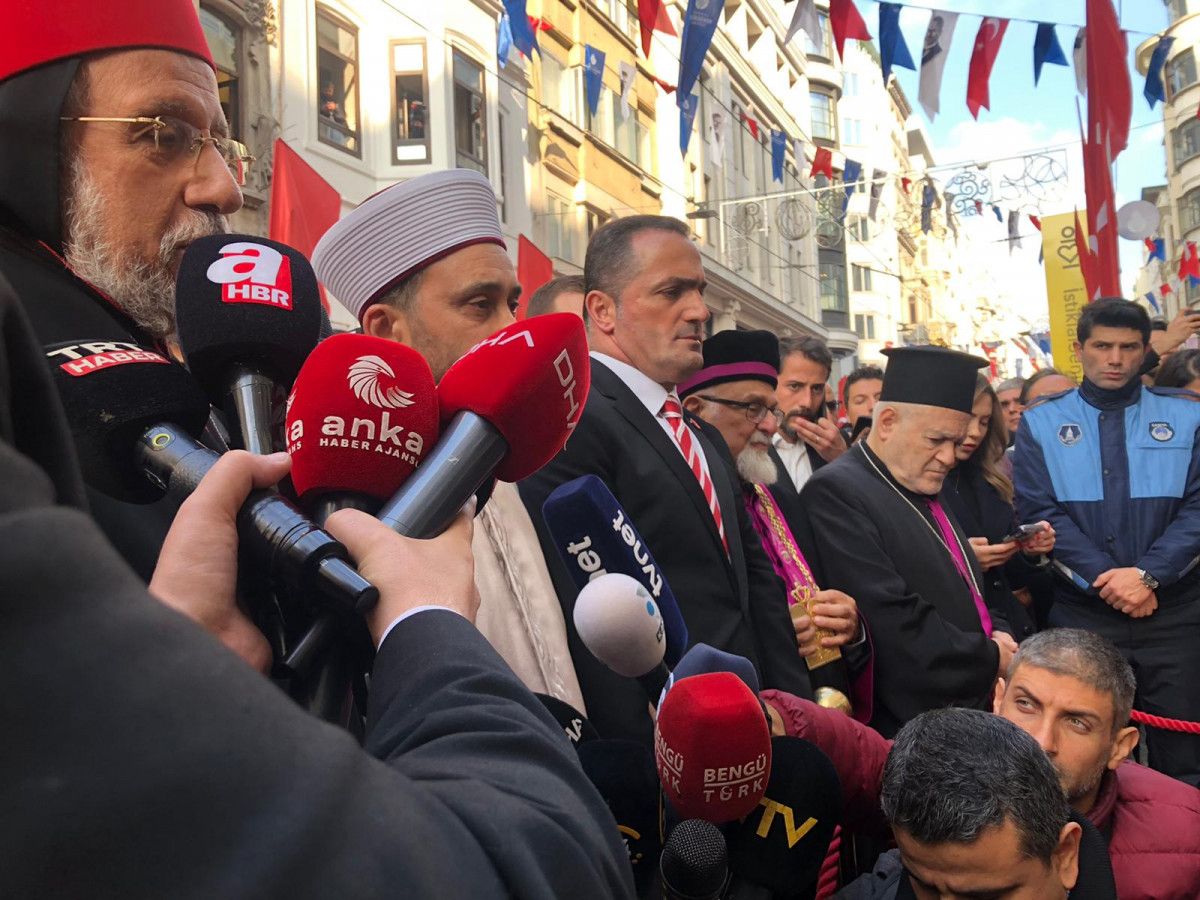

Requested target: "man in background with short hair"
[
  {"left": 842, "top": 364, "right": 884, "bottom": 444},
  {"left": 771, "top": 336, "right": 847, "bottom": 499},
  {"left": 995, "top": 376, "right": 1025, "bottom": 442},
  {"left": 526, "top": 274, "right": 585, "bottom": 320}
]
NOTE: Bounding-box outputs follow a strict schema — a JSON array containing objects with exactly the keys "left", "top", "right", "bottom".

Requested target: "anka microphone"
[
  {"left": 377, "top": 313, "right": 588, "bottom": 537},
  {"left": 577, "top": 739, "right": 662, "bottom": 893},
  {"left": 725, "top": 736, "right": 842, "bottom": 899},
  {"left": 175, "top": 234, "right": 322, "bottom": 453},
  {"left": 665, "top": 643, "right": 761, "bottom": 699},
  {"left": 45, "top": 339, "right": 375, "bottom": 612},
  {"left": 660, "top": 819, "right": 728, "bottom": 900},
  {"left": 654, "top": 672, "right": 772, "bottom": 824},
  {"left": 541, "top": 474, "right": 688, "bottom": 666},
  {"left": 535, "top": 693, "right": 599, "bottom": 748},
  {"left": 285, "top": 333, "right": 439, "bottom": 524},
  {"left": 573, "top": 572, "right": 671, "bottom": 701}
]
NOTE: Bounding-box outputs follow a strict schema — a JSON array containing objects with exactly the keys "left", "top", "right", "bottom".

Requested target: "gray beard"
[
  {"left": 62, "top": 157, "right": 229, "bottom": 343},
  {"left": 736, "top": 444, "right": 778, "bottom": 485}
]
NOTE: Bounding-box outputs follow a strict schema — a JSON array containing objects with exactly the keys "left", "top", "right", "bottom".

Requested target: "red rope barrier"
[
  {"left": 1130, "top": 710, "right": 1200, "bottom": 735},
  {"left": 815, "top": 824, "right": 842, "bottom": 899}
]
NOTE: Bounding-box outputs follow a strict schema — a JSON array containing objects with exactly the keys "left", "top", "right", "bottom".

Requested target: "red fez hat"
[{"left": 1, "top": 0, "right": 214, "bottom": 85}]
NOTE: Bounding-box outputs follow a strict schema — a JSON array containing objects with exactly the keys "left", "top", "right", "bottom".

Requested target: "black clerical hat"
[
  {"left": 879, "top": 345, "right": 987, "bottom": 414},
  {"left": 679, "top": 330, "right": 779, "bottom": 397}
]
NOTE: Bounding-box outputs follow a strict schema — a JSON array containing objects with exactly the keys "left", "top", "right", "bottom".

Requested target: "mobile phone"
[
  {"left": 1001, "top": 522, "right": 1047, "bottom": 543},
  {"left": 849, "top": 416, "right": 872, "bottom": 442}
]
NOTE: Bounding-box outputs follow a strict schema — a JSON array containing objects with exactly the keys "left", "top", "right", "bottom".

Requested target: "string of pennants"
[{"left": 1140, "top": 237, "right": 1198, "bottom": 313}]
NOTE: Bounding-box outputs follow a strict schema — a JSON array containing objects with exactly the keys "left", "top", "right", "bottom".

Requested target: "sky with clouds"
[{"left": 867, "top": 0, "right": 1170, "bottom": 298}]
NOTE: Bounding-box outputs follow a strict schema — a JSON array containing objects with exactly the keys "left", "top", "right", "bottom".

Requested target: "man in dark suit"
[{"left": 520, "top": 215, "right": 811, "bottom": 743}]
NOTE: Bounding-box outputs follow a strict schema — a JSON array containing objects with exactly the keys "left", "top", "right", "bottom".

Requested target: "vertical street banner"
[
  {"left": 678, "top": 0, "right": 724, "bottom": 105},
  {"left": 1040, "top": 211, "right": 1087, "bottom": 383}
]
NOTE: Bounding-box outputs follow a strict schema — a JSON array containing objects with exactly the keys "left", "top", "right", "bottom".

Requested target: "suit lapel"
[
  {"left": 768, "top": 445, "right": 800, "bottom": 501},
  {"left": 691, "top": 420, "right": 749, "bottom": 606},
  {"left": 591, "top": 360, "right": 733, "bottom": 568}
]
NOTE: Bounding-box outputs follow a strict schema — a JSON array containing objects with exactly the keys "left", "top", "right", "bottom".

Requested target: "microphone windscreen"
[
  {"left": 436, "top": 313, "right": 588, "bottom": 482},
  {"left": 726, "top": 736, "right": 842, "bottom": 897},
  {"left": 577, "top": 738, "right": 661, "bottom": 889},
  {"left": 534, "top": 693, "right": 599, "bottom": 748},
  {"left": 655, "top": 672, "right": 771, "bottom": 824},
  {"left": 542, "top": 474, "right": 688, "bottom": 666},
  {"left": 284, "top": 334, "right": 438, "bottom": 501},
  {"left": 45, "top": 339, "right": 210, "bottom": 501},
  {"left": 669, "top": 643, "right": 761, "bottom": 695},
  {"left": 573, "top": 572, "right": 665, "bottom": 678},
  {"left": 660, "top": 819, "right": 728, "bottom": 900},
  {"left": 175, "top": 234, "right": 322, "bottom": 397}
]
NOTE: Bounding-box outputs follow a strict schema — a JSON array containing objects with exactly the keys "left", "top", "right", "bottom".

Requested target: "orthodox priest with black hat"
[{"left": 793, "top": 346, "right": 1020, "bottom": 738}]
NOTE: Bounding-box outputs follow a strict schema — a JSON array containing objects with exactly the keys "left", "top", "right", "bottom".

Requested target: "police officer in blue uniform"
[{"left": 1014, "top": 298, "right": 1200, "bottom": 786}]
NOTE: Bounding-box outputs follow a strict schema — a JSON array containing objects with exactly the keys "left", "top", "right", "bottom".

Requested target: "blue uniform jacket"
[{"left": 1012, "top": 379, "right": 1200, "bottom": 605}]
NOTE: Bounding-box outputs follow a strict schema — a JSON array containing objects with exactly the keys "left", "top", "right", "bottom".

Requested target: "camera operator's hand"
[
  {"left": 324, "top": 504, "right": 480, "bottom": 647},
  {"left": 149, "top": 450, "right": 289, "bottom": 673}
]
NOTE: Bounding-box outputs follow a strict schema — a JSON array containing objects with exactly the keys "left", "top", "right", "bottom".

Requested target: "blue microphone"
[
  {"left": 542, "top": 474, "right": 688, "bottom": 666},
  {"left": 666, "top": 642, "right": 761, "bottom": 697}
]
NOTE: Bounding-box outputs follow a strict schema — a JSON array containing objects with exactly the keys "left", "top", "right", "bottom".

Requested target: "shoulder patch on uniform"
[
  {"left": 1149, "top": 421, "right": 1175, "bottom": 442},
  {"left": 1058, "top": 423, "right": 1082, "bottom": 446}
]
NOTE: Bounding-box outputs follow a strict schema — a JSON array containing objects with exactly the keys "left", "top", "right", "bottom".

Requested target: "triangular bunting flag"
[
  {"left": 785, "top": 0, "right": 820, "bottom": 46},
  {"left": 878, "top": 3, "right": 916, "bottom": 83},
  {"left": 918, "top": 11, "right": 959, "bottom": 120},
  {"left": 967, "top": 17, "right": 1009, "bottom": 118},
  {"left": 810, "top": 146, "right": 834, "bottom": 180},
  {"left": 1033, "top": 23, "right": 1069, "bottom": 85},
  {"left": 1145, "top": 36, "right": 1176, "bottom": 108},
  {"left": 829, "top": 0, "right": 872, "bottom": 61}
]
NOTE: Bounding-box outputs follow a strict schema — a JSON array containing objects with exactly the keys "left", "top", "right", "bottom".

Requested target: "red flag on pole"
[
  {"left": 810, "top": 147, "right": 834, "bottom": 180},
  {"left": 269, "top": 138, "right": 341, "bottom": 312},
  {"left": 966, "top": 17, "right": 1009, "bottom": 119},
  {"left": 829, "top": 0, "right": 871, "bottom": 61},
  {"left": 516, "top": 235, "right": 555, "bottom": 320}
]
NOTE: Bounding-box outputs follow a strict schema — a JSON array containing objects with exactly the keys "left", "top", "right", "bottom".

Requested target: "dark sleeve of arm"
[
  {"left": 759, "top": 690, "right": 890, "bottom": 839},
  {"left": 799, "top": 479, "right": 999, "bottom": 721},
  {"left": 1012, "top": 422, "right": 1116, "bottom": 585},
  {"left": 1137, "top": 426, "right": 1200, "bottom": 585}
]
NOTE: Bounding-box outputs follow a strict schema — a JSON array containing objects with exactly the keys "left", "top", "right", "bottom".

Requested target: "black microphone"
[
  {"left": 175, "top": 235, "right": 322, "bottom": 454},
  {"left": 45, "top": 339, "right": 375, "bottom": 614},
  {"left": 535, "top": 693, "right": 600, "bottom": 748},
  {"left": 660, "top": 819, "right": 728, "bottom": 900},
  {"left": 577, "top": 739, "right": 662, "bottom": 894},
  {"left": 725, "top": 736, "right": 842, "bottom": 899}
]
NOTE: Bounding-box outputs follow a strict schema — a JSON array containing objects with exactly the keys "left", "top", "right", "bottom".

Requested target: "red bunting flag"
[
  {"left": 810, "top": 146, "right": 834, "bottom": 180},
  {"left": 966, "top": 17, "right": 1009, "bottom": 119},
  {"left": 1029, "top": 214, "right": 1042, "bottom": 231},
  {"left": 829, "top": 0, "right": 871, "bottom": 61},
  {"left": 1179, "top": 242, "right": 1200, "bottom": 282},
  {"left": 1145, "top": 237, "right": 1158, "bottom": 253},
  {"left": 527, "top": 15, "right": 552, "bottom": 32},
  {"left": 652, "top": 75, "right": 676, "bottom": 94},
  {"left": 1074, "top": 209, "right": 1099, "bottom": 301},
  {"left": 902, "top": 176, "right": 913, "bottom": 193},
  {"left": 1162, "top": 282, "right": 1173, "bottom": 296},
  {"left": 974, "top": 199, "right": 983, "bottom": 214},
  {"left": 742, "top": 113, "right": 759, "bottom": 139},
  {"left": 637, "top": 0, "right": 677, "bottom": 57}
]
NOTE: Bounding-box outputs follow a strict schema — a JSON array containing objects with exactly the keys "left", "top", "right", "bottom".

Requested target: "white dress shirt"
[{"left": 772, "top": 432, "right": 814, "bottom": 492}]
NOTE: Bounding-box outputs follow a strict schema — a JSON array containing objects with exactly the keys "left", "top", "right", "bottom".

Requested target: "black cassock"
[{"left": 793, "top": 442, "right": 1005, "bottom": 738}]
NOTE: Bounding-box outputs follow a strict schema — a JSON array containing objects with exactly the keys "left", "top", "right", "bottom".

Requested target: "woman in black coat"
[{"left": 941, "top": 374, "right": 1056, "bottom": 640}]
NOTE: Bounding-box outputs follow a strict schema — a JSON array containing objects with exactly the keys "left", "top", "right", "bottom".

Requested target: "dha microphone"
[
  {"left": 45, "top": 339, "right": 375, "bottom": 612},
  {"left": 175, "top": 234, "right": 322, "bottom": 454},
  {"left": 660, "top": 819, "right": 728, "bottom": 900},
  {"left": 725, "top": 736, "right": 842, "bottom": 899},
  {"left": 574, "top": 572, "right": 671, "bottom": 701},
  {"left": 535, "top": 693, "right": 599, "bottom": 747},
  {"left": 376, "top": 313, "right": 588, "bottom": 538},
  {"left": 654, "top": 672, "right": 772, "bottom": 824},
  {"left": 577, "top": 739, "right": 662, "bottom": 893},
  {"left": 541, "top": 474, "right": 688, "bottom": 666},
  {"left": 285, "top": 333, "right": 439, "bottom": 524}
]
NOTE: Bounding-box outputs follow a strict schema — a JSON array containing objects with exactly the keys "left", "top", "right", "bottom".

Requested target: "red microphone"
[
  {"left": 655, "top": 672, "right": 772, "bottom": 824},
  {"left": 286, "top": 333, "right": 439, "bottom": 525},
  {"left": 377, "top": 312, "right": 589, "bottom": 537}
]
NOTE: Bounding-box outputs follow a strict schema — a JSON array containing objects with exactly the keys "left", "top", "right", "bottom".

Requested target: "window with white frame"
[
  {"left": 546, "top": 193, "right": 577, "bottom": 262},
  {"left": 854, "top": 313, "right": 876, "bottom": 339},
  {"left": 810, "top": 89, "right": 837, "bottom": 142},
  {"left": 1168, "top": 48, "right": 1197, "bottom": 99},
  {"left": 316, "top": 5, "right": 361, "bottom": 155},
  {"left": 541, "top": 53, "right": 581, "bottom": 128},
  {"left": 391, "top": 41, "right": 429, "bottom": 164},
  {"left": 851, "top": 264, "right": 873, "bottom": 292},
  {"left": 804, "top": 11, "right": 831, "bottom": 59},
  {"left": 200, "top": 4, "right": 242, "bottom": 141},
  {"left": 453, "top": 50, "right": 488, "bottom": 174}
]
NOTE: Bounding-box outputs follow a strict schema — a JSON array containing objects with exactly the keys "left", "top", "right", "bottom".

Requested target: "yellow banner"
[{"left": 1040, "top": 212, "right": 1087, "bottom": 383}]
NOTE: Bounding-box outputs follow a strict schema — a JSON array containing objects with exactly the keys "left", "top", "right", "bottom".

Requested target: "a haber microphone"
[
  {"left": 541, "top": 474, "right": 689, "bottom": 666},
  {"left": 660, "top": 819, "right": 729, "bottom": 900},
  {"left": 285, "top": 333, "right": 439, "bottom": 525},
  {"left": 175, "top": 234, "right": 322, "bottom": 454},
  {"left": 573, "top": 572, "right": 671, "bottom": 701},
  {"left": 654, "top": 672, "right": 772, "bottom": 824},
  {"left": 376, "top": 313, "right": 588, "bottom": 538},
  {"left": 725, "top": 736, "right": 842, "bottom": 900},
  {"left": 46, "top": 339, "right": 375, "bottom": 612},
  {"left": 577, "top": 739, "right": 662, "bottom": 893}
]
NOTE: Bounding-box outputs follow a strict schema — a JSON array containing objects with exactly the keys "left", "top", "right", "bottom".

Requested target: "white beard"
[
  {"left": 736, "top": 442, "right": 778, "bottom": 485},
  {"left": 62, "top": 157, "right": 228, "bottom": 343}
]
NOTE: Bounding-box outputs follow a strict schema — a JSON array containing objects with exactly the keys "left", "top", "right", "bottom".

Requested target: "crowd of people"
[{"left": 2, "top": 3, "right": 1199, "bottom": 898}]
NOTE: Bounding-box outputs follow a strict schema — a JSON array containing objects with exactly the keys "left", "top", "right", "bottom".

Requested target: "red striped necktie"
[{"left": 661, "top": 395, "right": 728, "bottom": 554}]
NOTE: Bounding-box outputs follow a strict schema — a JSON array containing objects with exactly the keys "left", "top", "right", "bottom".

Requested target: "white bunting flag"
[
  {"left": 917, "top": 10, "right": 958, "bottom": 120},
  {"left": 618, "top": 61, "right": 636, "bottom": 122},
  {"left": 785, "top": 0, "right": 820, "bottom": 46},
  {"left": 710, "top": 111, "right": 727, "bottom": 166},
  {"left": 1073, "top": 28, "right": 1087, "bottom": 96}
]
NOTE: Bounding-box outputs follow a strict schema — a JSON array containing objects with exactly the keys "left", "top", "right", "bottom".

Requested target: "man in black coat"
[
  {"left": 794, "top": 346, "right": 1019, "bottom": 738},
  {"left": 0, "top": 271, "right": 634, "bottom": 897},
  {"left": 769, "top": 335, "right": 847, "bottom": 505},
  {"left": 520, "top": 215, "right": 811, "bottom": 744}
]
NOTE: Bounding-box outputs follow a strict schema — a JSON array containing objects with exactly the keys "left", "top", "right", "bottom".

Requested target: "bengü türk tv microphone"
[
  {"left": 376, "top": 312, "right": 588, "bottom": 538},
  {"left": 541, "top": 474, "right": 689, "bottom": 666},
  {"left": 175, "top": 235, "right": 322, "bottom": 454},
  {"left": 45, "top": 339, "right": 375, "bottom": 612},
  {"left": 654, "top": 671, "right": 772, "bottom": 824},
  {"left": 573, "top": 572, "right": 671, "bottom": 702},
  {"left": 285, "top": 333, "right": 439, "bottom": 525},
  {"left": 659, "top": 819, "right": 728, "bottom": 900}
]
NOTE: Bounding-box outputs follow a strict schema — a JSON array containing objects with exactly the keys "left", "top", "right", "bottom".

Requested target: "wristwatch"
[{"left": 1135, "top": 568, "right": 1160, "bottom": 590}]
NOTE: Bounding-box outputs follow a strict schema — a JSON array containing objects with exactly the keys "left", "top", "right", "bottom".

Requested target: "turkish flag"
[
  {"left": 516, "top": 235, "right": 555, "bottom": 319},
  {"left": 829, "top": 0, "right": 871, "bottom": 61},
  {"left": 966, "top": 17, "right": 1008, "bottom": 119},
  {"left": 269, "top": 138, "right": 341, "bottom": 311},
  {"left": 810, "top": 147, "right": 834, "bottom": 180}
]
